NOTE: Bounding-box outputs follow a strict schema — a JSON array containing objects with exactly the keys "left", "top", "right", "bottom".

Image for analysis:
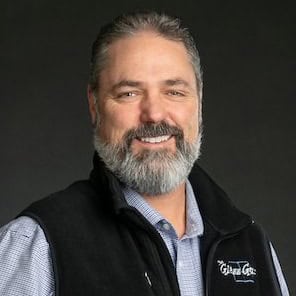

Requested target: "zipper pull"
[{"left": 144, "top": 271, "right": 152, "bottom": 287}]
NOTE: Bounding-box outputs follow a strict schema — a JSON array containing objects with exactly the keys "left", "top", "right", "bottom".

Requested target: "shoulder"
[
  {"left": 17, "top": 180, "right": 115, "bottom": 243},
  {"left": 0, "top": 216, "right": 47, "bottom": 246},
  {"left": 19, "top": 180, "right": 106, "bottom": 224},
  {"left": 0, "top": 216, "right": 50, "bottom": 263}
]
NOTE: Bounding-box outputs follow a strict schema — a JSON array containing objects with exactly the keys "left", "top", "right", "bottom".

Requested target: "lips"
[{"left": 139, "top": 135, "right": 171, "bottom": 143}]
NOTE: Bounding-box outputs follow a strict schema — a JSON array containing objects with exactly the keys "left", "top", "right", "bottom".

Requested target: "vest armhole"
[{"left": 252, "top": 223, "right": 282, "bottom": 295}]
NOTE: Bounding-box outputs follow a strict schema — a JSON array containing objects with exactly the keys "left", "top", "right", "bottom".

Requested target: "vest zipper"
[
  {"left": 144, "top": 271, "right": 152, "bottom": 287},
  {"left": 121, "top": 208, "right": 181, "bottom": 296}
]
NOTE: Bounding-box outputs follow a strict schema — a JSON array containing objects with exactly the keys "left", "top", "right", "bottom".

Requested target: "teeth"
[{"left": 140, "top": 135, "right": 170, "bottom": 143}]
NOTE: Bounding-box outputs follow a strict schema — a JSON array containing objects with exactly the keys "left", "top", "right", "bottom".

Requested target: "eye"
[
  {"left": 167, "top": 90, "right": 185, "bottom": 96},
  {"left": 117, "top": 91, "right": 137, "bottom": 98}
]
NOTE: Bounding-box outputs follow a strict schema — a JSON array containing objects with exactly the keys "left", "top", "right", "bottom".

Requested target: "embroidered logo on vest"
[{"left": 217, "top": 260, "right": 256, "bottom": 283}]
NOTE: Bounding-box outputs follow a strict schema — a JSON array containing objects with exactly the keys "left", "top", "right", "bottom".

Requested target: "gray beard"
[{"left": 94, "top": 123, "right": 201, "bottom": 196}]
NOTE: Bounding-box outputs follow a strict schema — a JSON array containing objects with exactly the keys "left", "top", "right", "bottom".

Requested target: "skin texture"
[{"left": 88, "top": 31, "right": 200, "bottom": 237}]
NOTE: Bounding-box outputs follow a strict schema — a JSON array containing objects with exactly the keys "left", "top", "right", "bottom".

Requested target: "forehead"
[{"left": 99, "top": 31, "right": 196, "bottom": 89}]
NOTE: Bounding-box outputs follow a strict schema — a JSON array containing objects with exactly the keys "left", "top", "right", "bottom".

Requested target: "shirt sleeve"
[
  {"left": 270, "top": 243, "right": 290, "bottom": 296},
  {"left": 0, "top": 216, "right": 55, "bottom": 296}
]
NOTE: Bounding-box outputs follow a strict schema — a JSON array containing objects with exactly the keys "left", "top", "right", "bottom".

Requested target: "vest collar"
[
  {"left": 188, "top": 165, "right": 252, "bottom": 235},
  {"left": 90, "top": 153, "right": 252, "bottom": 236}
]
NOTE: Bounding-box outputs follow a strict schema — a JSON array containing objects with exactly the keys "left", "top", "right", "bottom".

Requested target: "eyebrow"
[
  {"left": 111, "top": 80, "right": 143, "bottom": 92},
  {"left": 163, "top": 79, "right": 190, "bottom": 88},
  {"left": 110, "top": 78, "right": 192, "bottom": 92}
]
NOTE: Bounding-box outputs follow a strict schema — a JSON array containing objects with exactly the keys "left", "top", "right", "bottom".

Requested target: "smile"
[{"left": 139, "top": 135, "right": 171, "bottom": 144}]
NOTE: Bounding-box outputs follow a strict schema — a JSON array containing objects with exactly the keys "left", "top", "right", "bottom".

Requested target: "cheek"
[
  {"left": 186, "top": 117, "right": 199, "bottom": 142},
  {"left": 177, "top": 104, "right": 199, "bottom": 141},
  {"left": 97, "top": 104, "right": 137, "bottom": 143}
]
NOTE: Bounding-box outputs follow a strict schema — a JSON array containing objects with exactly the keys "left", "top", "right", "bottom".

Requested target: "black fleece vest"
[{"left": 20, "top": 156, "right": 282, "bottom": 295}]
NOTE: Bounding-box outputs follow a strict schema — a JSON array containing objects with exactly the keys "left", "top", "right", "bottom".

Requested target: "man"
[{"left": 0, "top": 11, "right": 289, "bottom": 295}]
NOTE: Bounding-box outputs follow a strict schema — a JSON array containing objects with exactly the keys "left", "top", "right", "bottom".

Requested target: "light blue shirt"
[
  {"left": 0, "top": 180, "right": 290, "bottom": 295},
  {"left": 123, "top": 180, "right": 204, "bottom": 296}
]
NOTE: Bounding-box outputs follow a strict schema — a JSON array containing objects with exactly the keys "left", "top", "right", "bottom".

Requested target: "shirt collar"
[
  {"left": 122, "top": 186, "right": 163, "bottom": 226},
  {"left": 185, "top": 180, "right": 204, "bottom": 238},
  {"left": 122, "top": 180, "right": 204, "bottom": 238}
]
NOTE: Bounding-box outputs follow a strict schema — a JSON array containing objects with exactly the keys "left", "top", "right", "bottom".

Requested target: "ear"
[{"left": 87, "top": 85, "right": 97, "bottom": 125}]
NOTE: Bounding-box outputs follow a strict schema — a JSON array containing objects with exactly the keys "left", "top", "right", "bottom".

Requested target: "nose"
[{"left": 139, "top": 92, "right": 167, "bottom": 123}]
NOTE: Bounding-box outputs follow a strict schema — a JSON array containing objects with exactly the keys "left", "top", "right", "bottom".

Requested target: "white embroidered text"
[{"left": 217, "top": 260, "right": 256, "bottom": 283}]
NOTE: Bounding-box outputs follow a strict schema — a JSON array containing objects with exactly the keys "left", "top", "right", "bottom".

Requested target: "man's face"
[{"left": 88, "top": 31, "right": 201, "bottom": 195}]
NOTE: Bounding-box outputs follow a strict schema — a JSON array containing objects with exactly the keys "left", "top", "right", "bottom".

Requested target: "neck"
[{"left": 143, "top": 182, "right": 187, "bottom": 238}]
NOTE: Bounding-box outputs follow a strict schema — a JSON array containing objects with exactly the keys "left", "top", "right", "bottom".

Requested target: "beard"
[{"left": 94, "top": 121, "right": 201, "bottom": 196}]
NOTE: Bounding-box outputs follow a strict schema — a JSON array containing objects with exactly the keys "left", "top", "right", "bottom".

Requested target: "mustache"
[{"left": 123, "top": 121, "right": 184, "bottom": 148}]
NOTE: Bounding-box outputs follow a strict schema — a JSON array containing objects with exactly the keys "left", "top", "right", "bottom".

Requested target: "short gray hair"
[{"left": 89, "top": 11, "right": 203, "bottom": 98}]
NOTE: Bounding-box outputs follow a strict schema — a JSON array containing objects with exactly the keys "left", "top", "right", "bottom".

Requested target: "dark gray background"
[{"left": 1, "top": 0, "right": 295, "bottom": 293}]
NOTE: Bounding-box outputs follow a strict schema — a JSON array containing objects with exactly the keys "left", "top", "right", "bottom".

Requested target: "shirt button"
[
  {"left": 162, "top": 223, "right": 170, "bottom": 231},
  {"left": 191, "top": 224, "right": 197, "bottom": 230},
  {"left": 178, "top": 261, "right": 184, "bottom": 268}
]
